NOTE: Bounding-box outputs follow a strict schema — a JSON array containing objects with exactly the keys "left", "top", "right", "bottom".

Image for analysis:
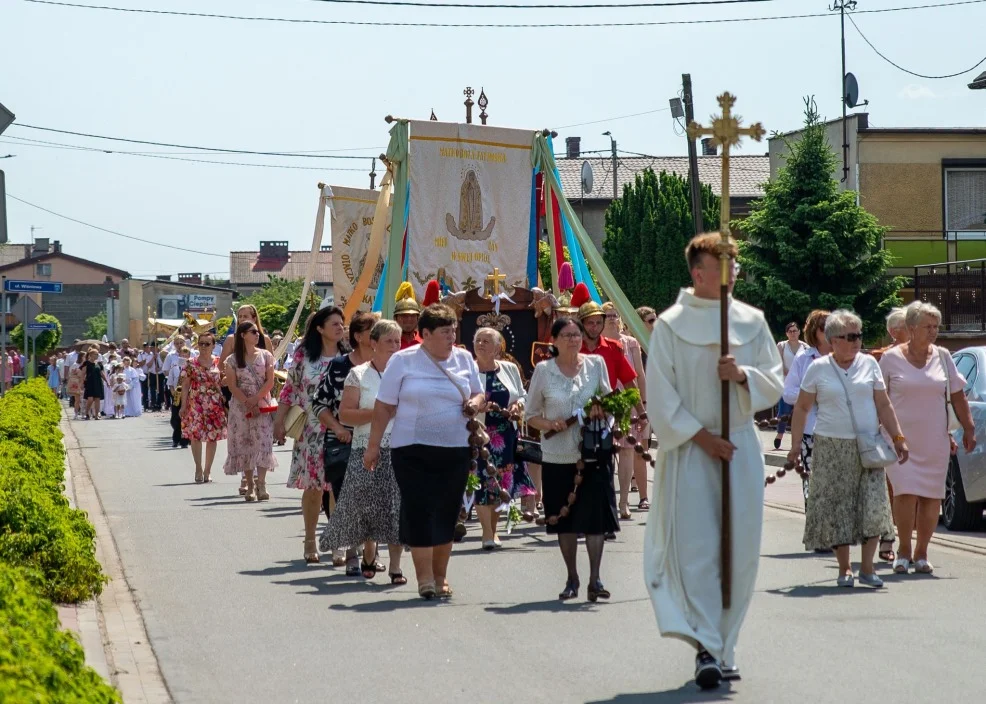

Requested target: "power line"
[
  {"left": 555, "top": 107, "right": 670, "bottom": 129},
  {"left": 847, "top": 13, "right": 986, "bottom": 79},
  {"left": 11, "top": 123, "right": 375, "bottom": 159},
  {"left": 0, "top": 138, "right": 369, "bottom": 171},
  {"left": 6, "top": 194, "right": 230, "bottom": 258},
  {"left": 306, "top": 0, "right": 777, "bottom": 8},
  {"left": 20, "top": 0, "right": 986, "bottom": 29}
]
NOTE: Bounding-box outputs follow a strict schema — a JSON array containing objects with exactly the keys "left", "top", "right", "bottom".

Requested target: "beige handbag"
[{"left": 284, "top": 404, "right": 306, "bottom": 441}]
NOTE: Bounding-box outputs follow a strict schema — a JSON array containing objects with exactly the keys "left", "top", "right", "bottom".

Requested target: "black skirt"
[
  {"left": 391, "top": 444, "right": 471, "bottom": 548},
  {"left": 542, "top": 452, "right": 619, "bottom": 536}
]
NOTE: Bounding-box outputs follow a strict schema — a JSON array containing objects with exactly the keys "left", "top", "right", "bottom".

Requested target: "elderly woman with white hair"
[
  {"left": 788, "top": 310, "right": 908, "bottom": 588},
  {"left": 471, "top": 326, "right": 532, "bottom": 549},
  {"left": 879, "top": 301, "right": 976, "bottom": 574}
]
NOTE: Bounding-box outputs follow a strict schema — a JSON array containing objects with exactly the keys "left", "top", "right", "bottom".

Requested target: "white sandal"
[
  {"left": 913, "top": 559, "right": 934, "bottom": 574},
  {"left": 893, "top": 557, "right": 910, "bottom": 574}
]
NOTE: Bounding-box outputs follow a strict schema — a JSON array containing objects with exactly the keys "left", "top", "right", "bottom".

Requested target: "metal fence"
[{"left": 914, "top": 259, "right": 986, "bottom": 332}]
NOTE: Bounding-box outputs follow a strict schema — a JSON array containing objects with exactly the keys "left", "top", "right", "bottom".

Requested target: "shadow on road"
[
  {"left": 761, "top": 552, "right": 827, "bottom": 560},
  {"left": 585, "top": 681, "right": 735, "bottom": 703},
  {"left": 240, "top": 560, "right": 331, "bottom": 578},
  {"left": 327, "top": 597, "right": 448, "bottom": 613},
  {"left": 484, "top": 599, "right": 596, "bottom": 615}
]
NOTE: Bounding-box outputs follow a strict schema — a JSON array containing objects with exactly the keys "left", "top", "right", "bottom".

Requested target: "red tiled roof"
[{"left": 229, "top": 250, "right": 333, "bottom": 286}]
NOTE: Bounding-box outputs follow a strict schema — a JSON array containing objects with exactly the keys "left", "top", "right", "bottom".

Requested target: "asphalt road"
[{"left": 73, "top": 411, "right": 985, "bottom": 704}]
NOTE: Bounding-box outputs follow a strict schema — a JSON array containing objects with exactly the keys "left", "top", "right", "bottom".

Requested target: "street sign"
[
  {"left": 27, "top": 322, "right": 56, "bottom": 331},
  {"left": 3, "top": 279, "right": 63, "bottom": 294}
]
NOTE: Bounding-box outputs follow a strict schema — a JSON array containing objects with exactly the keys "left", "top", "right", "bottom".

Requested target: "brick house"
[
  {"left": 229, "top": 241, "right": 333, "bottom": 302},
  {"left": 0, "top": 239, "right": 130, "bottom": 342}
]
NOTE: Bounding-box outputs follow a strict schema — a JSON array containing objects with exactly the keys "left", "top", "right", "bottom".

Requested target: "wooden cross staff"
[
  {"left": 486, "top": 267, "right": 507, "bottom": 297},
  {"left": 686, "top": 92, "right": 765, "bottom": 610}
]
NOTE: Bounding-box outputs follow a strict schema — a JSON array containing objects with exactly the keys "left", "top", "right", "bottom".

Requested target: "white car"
[{"left": 944, "top": 347, "right": 986, "bottom": 531}]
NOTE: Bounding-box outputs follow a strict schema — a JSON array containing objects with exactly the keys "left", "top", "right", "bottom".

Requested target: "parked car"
[{"left": 944, "top": 347, "right": 986, "bottom": 531}]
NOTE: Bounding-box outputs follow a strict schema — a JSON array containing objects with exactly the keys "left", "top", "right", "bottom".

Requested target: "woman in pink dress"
[
  {"left": 224, "top": 321, "right": 277, "bottom": 503},
  {"left": 879, "top": 301, "right": 976, "bottom": 575},
  {"left": 180, "top": 332, "right": 228, "bottom": 484}
]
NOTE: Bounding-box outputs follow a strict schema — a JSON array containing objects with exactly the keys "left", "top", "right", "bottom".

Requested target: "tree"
[
  {"left": 84, "top": 310, "right": 107, "bottom": 340},
  {"left": 734, "top": 98, "right": 904, "bottom": 340},
  {"left": 603, "top": 169, "right": 719, "bottom": 312},
  {"left": 255, "top": 304, "right": 290, "bottom": 334},
  {"left": 10, "top": 314, "right": 63, "bottom": 358},
  {"left": 237, "top": 276, "right": 319, "bottom": 333}
]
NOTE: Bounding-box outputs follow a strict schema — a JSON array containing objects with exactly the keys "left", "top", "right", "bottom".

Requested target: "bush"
[
  {"left": 0, "top": 564, "right": 121, "bottom": 703},
  {"left": 0, "top": 380, "right": 106, "bottom": 603}
]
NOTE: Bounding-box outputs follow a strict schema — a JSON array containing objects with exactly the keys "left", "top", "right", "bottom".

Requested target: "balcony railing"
[{"left": 914, "top": 259, "right": 986, "bottom": 332}]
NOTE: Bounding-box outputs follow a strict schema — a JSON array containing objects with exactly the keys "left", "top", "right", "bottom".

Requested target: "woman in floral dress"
[
  {"left": 472, "top": 328, "right": 533, "bottom": 550},
  {"left": 180, "top": 332, "right": 227, "bottom": 484},
  {"left": 224, "top": 321, "right": 277, "bottom": 503},
  {"left": 274, "top": 306, "right": 349, "bottom": 563}
]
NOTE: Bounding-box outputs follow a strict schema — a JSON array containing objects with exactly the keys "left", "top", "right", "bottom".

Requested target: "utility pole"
[
  {"left": 682, "top": 73, "right": 704, "bottom": 235},
  {"left": 603, "top": 131, "right": 618, "bottom": 200},
  {"left": 832, "top": 0, "right": 857, "bottom": 183}
]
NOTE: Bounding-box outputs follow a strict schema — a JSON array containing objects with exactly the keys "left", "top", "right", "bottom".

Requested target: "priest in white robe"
[{"left": 644, "top": 233, "right": 783, "bottom": 689}]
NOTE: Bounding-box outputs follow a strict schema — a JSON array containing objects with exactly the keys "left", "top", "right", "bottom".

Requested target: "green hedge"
[
  {"left": 0, "top": 380, "right": 119, "bottom": 701},
  {"left": 0, "top": 380, "right": 106, "bottom": 603},
  {"left": 0, "top": 565, "right": 120, "bottom": 703}
]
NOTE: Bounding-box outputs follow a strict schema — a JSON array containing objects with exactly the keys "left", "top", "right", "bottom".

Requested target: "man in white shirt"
[
  {"left": 161, "top": 337, "right": 191, "bottom": 410},
  {"left": 644, "top": 233, "right": 784, "bottom": 690},
  {"left": 137, "top": 342, "right": 156, "bottom": 411}
]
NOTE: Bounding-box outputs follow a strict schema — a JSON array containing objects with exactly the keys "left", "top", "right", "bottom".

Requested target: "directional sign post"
[{"left": 3, "top": 279, "right": 64, "bottom": 294}]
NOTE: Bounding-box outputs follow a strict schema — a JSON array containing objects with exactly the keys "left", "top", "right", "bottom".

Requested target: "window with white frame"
[
  {"left": 946, "top": 168, "right": 986, "bottom": 231},
  {"left": 35, "top": 263, "right": 52, "bottom": 277}
]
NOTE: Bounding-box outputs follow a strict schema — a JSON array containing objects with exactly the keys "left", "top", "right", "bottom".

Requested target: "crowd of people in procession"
[{"left": 35, "top": 232, "right": 977, "bottom": 690}]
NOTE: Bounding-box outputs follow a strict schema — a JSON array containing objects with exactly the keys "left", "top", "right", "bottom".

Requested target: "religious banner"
[
  {"left": 406, "top": 120, "right": 534, "bottom": 298},
  {"left": 329, "top": 185, "right": 390, "bottom": 312}
]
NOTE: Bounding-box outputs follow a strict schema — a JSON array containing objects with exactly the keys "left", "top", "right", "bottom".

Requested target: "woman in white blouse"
[
  {"left": 788, "top": 310, "right": 908, "bottom": 588},
  {"left": 526, "top": 317, "right": 614, "bottom": 602},
  {"left": 364, "top": 304, "right": 484, "bottom": 600},
  {"left": 471, "top": 327, "right": 530, "bottom": 550},
  {"left": 321, "top": 320, "right": 406, "bottom": 584}
]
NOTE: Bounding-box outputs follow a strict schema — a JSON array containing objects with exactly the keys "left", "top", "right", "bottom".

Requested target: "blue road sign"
[
  {"left": 3, "top": 279, "right": 63, "bottom": 294},
  {"left": 27, "top": 322, "right": 57, "bottom": 331}
]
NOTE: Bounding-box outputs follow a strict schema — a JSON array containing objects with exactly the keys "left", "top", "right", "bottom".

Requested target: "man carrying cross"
[{"left": 643, "top": 93, "right": 784, "bottom": 690}]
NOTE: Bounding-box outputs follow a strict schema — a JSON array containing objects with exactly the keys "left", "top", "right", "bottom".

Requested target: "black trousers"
[
  {"left": 140, "top": 377, "right": 150, "bottom": 410},
  {"left": 170, "top": 402, "right": 188, "bottom": 447},
  {"left": 148, "top": 373, "right": 164, "bottom": 410}
]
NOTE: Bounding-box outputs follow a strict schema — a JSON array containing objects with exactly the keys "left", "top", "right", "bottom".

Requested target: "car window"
[{"left": 954, "top": 354, "right": 978, "bottom": 395}]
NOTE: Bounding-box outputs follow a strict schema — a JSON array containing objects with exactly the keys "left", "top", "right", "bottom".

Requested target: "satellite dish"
[
  {"left": 844, "top": 72, "right": 860, "bottom": 108},
  {"left": 581, "top": 161, "right": 594, "bottom": 194}
]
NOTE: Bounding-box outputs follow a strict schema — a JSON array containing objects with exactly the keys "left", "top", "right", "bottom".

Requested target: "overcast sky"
[{"left": 2, "top": 0, "right": 984, "bottom": 278}]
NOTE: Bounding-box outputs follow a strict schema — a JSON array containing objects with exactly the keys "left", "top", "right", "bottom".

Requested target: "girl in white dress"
[{"left": 122, "top": 356, "right": 144, "bottom": 417}]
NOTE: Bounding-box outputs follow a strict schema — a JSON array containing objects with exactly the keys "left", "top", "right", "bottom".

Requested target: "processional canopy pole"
[{"left": 685, "top": 92, "right": 765, "bottom": 610}]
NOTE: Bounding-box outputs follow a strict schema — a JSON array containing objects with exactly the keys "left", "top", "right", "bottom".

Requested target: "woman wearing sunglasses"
[
  {"left": 224, "top": 322, "right": 277, "bottom": 502},
  {"left": 787, "top": 310, "right": 907, "bottom": 588},
  {"left": 180, "top": 332, "right": 228, "bottom": 484}
]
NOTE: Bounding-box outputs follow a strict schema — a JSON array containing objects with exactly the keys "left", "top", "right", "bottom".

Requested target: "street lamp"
[{"left": 970, "top": 71, "right": 986, "bottom": 90}]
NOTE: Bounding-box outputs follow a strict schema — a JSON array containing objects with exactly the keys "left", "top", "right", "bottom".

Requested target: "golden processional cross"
[
  {"left": 485, "top": 267, "right": 507, "bottom": 297},
  {"left": 686, "top": 92, "right": 765, "bottom": 611}
]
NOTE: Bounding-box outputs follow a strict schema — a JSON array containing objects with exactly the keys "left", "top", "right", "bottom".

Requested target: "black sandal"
[
  {"left": 389, "top": 571, "right": 408, "bottom": 585},
  {"left": 360, "top": 557, "right": 377, "bottom": 579},
  {"left": 559, "top": 579, "right": 580, "bottom": 600},
  {"left": 587, "top": 579, "right": 610, "bottom": 602}
]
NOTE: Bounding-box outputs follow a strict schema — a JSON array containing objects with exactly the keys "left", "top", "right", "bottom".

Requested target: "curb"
[{"left": 61, "top": 414, "right": 173, "bottom": 703}]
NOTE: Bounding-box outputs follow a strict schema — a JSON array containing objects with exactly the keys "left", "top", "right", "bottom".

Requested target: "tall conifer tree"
[
  {"left": 604, "top": 169, "right": 718, "bottom": 312},
  {"left": 734, "top": 98, "right": 903, "bottom": 339}
]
